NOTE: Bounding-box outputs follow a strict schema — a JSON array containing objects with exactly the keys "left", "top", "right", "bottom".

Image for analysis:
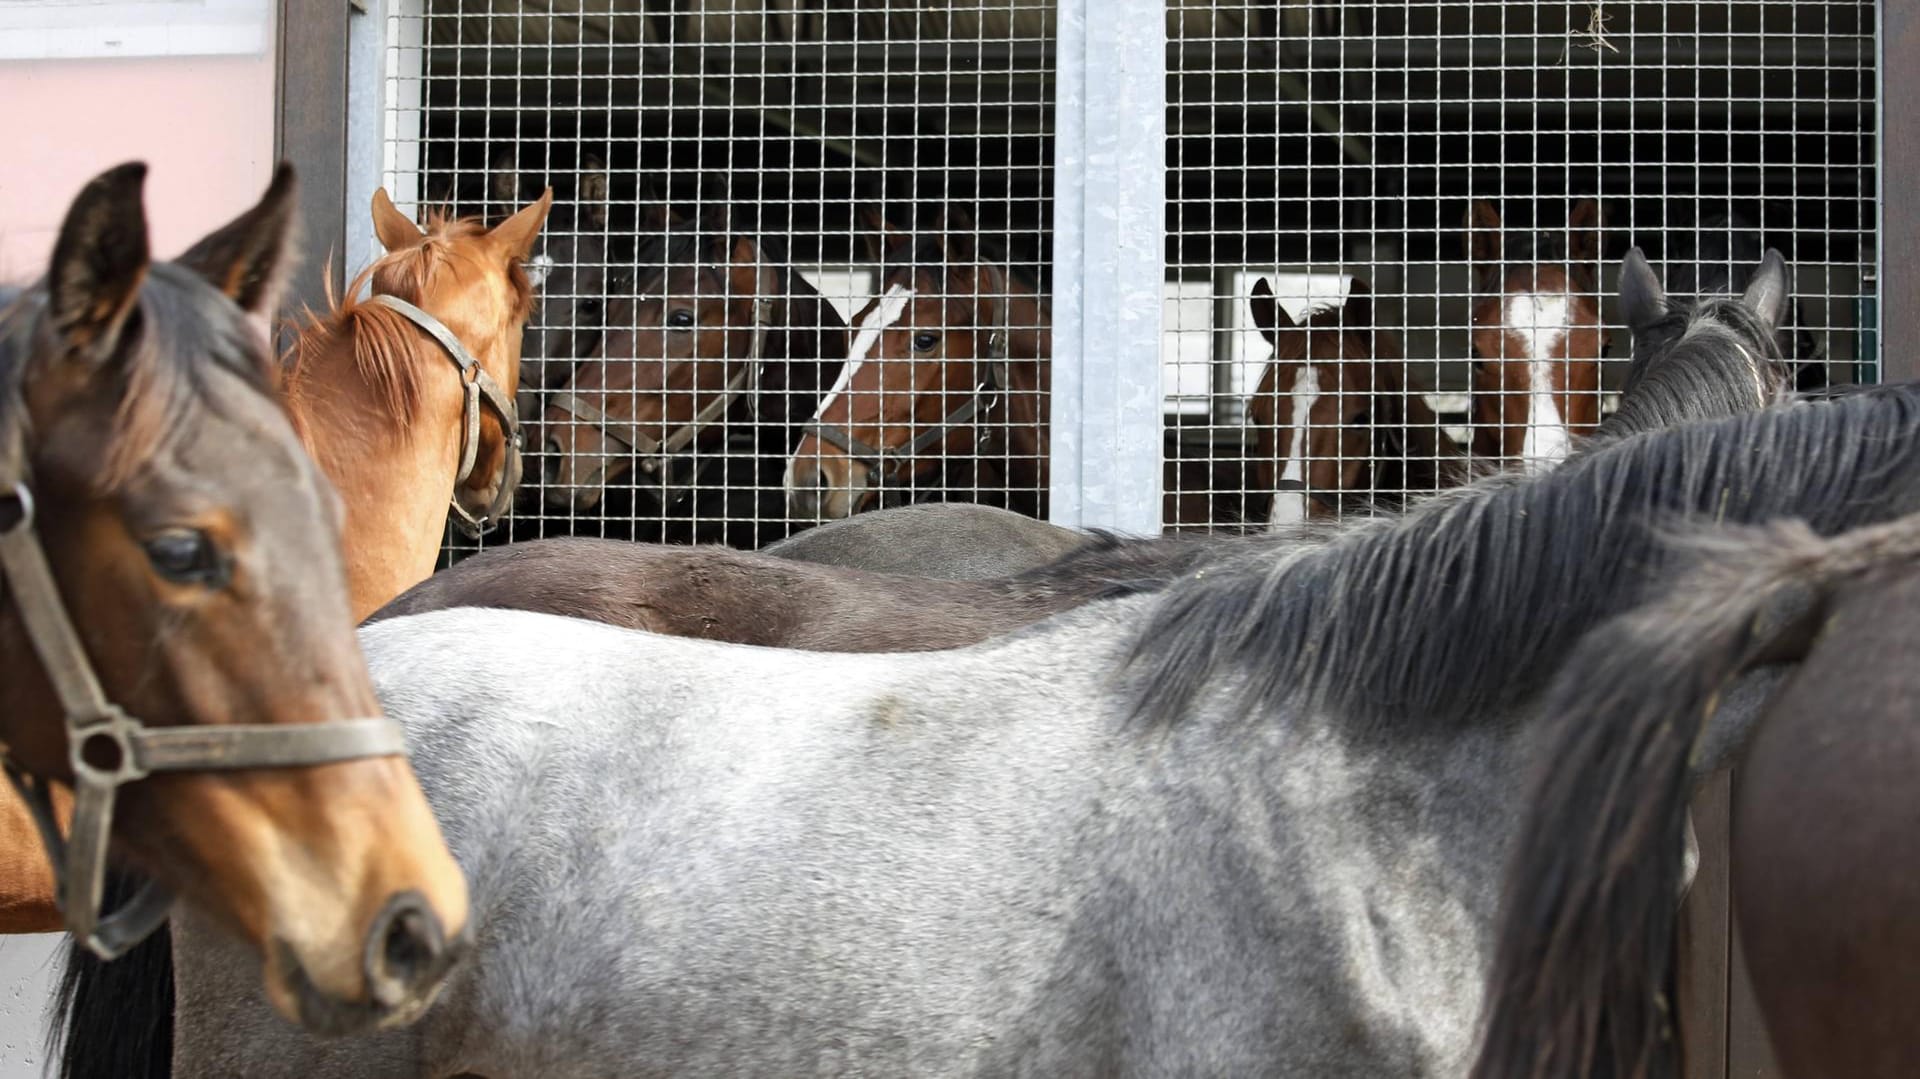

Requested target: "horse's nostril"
[
  {"left": 815, "top": 470, "right": 833, "bottom": 488},
  {"left": 363, "top": 891, "right": 451, "bottom": 1008}
]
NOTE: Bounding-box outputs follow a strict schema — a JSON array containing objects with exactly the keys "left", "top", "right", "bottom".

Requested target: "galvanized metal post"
[{"left": 1050, "top": 0, "right": 1165, "bottom": 534}]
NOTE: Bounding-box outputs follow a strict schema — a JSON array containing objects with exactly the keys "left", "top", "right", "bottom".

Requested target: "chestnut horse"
[
  {"left": 1465, "top": 198, "right": 1610, "bottom": 473},
  {"left": 285, "top": 185, "right": 550, "bottom": 616},
  {"left": 786, "top": 212, "right": 1050, "bottom": 520},
  {"left": 541, "top": 219, "right": 850, "bottom": 546},
  {"left": 0, "top": 162, "right": 465, "bottom": 1031}
]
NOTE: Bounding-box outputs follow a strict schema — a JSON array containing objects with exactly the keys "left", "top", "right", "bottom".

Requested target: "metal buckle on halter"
[
  {"left": 367, "top": 294, "right": 522, "bottom": 539},
  {"left": 0, "top": 476, "right": 410, "bottom": 960}
]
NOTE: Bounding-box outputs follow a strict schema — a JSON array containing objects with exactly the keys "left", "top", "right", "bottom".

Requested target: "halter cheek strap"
[
  {"left": 367, "top": 294, "right": 523, "bottom": 538},
  {"left": 0, "top": 482, "right": 406, "bottom": 960},
  {"left": 545, "top": 248, "right": 781, "bottom": 508}
]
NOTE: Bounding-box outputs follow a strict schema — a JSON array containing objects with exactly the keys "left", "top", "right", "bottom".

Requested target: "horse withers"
[
  {"left": 1465, "top": 197, "right": 1610, "bottom": 473},
  {"left": 0, "top": 163, "right": 465, "bottom": 1033}
]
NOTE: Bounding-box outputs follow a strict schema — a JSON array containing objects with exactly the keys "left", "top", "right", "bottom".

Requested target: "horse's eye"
[
  {"left": 667, "top": 309, "right": 696, "bottom": 329},
  {"left": 142, "top": 529, "right": 228, "bottom": 588},
  {"left": 580, "top": 297, "right": 604, "bottom": 318},
  {"left": 911, "top": 331, "right": 941, "bottom": 353}
]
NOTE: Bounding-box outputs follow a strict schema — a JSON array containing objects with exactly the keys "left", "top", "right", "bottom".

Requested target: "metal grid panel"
[
  {"left": 384, "top": 0, "right": 1880, "bottom": 552},
  {"left": 1164, "top": 0, "right": 1878, "bottom": 531},
  {"left": 381, "top": 0, "right": 1056, "bottom": 557}
]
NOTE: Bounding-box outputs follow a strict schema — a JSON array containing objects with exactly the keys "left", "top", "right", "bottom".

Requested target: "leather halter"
[
  {"left": 368, "top": 294, "right": 523, "bottom": 538},
  {"left": 802, "top": 274, "right": 1011, "bottom": 499},
  {"left": 0, "top": 483, "right": 406, "bottom": 960},
  {"left": 545, "top": 259, "right": 779, "bottom": 508}
]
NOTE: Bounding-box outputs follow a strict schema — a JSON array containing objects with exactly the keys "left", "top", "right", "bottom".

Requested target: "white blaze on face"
[
  {"left": 1506, "top": 293, "right": 1573, "bottom": 473},
  {"left": 786, "top": 284, "right": 916, "bottom": 509},
  {"left": 1268, "top": 364, "right": 1323, "bottom": 528},
  {"left": 811, "top": 284, "right": 914, "bottom": 422}
]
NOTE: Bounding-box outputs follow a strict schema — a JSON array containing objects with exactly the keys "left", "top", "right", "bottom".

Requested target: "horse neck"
[{"left": 286, "top": 322, "right": 467, "bottom": 621}]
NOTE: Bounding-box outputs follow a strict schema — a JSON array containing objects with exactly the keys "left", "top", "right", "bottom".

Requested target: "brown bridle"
[
  {"left": 801, "top": 267, "right": 1012, "bottom": 499},
  {"left": 368, "top": 294, "right": 523, "bottom": 538},
  {"left": 544, "top": 252, "right": 779, "bottom": 508},
  {"left": 0, "top": 481, "right": 407, "bottom": 960}
]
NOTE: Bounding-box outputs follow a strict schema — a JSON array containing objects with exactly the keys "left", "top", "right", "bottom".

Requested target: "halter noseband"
[
  {"left": 368, "top": 294, "right": 523, "bottom": 538},
  {"left": 0, "top": 482, "right": 406, "bottom": 960},
  {"left": 545, "top": 250, "right": 780, "bottom": 508},
  {"left": 801, "top": 274, "right": 1012, "bottom": 501}
]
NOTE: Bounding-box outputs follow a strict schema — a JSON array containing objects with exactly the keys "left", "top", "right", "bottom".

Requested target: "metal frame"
[{"left": 1048, "top": 0, "right": 1165, "bottom": 533}]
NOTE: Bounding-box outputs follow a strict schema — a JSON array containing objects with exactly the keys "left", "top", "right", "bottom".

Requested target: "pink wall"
[{"left": 0, "top": 51, "right": 277, "bottom": 280}]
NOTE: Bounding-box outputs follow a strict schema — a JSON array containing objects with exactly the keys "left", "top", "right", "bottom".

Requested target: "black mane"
[
  {"left": 1597, "top": 292, "right": 1782, "bottom": 443},
  {"left": 1127, "top": 383, "right": 1920, "bottom": 731}
]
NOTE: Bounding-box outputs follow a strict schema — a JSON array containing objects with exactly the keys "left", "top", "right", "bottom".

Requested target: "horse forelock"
[
  {"left": 1125, "top": 383, "right": 1920, "bottom": 734},
  {"left": 1, "top": 264, "right": 278, "bottom": 491}
]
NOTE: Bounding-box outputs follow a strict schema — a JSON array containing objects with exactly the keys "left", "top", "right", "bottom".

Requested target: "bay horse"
[
  {"left": 1465, "top": 198, "right": 1610, "bottom": 473},
  {"left": 0, "top": 162, "right": 465, "bottom": 1035},
  {"left": 81, "top": 387, "right": 1920, "bottom": 1076},
  {"left": 285, "top": 185, "right": 550, "bottom": 614},
  {"left": 541, "top": 219, "right": 850, "bottom": 547},
  {"left": 1246, "top": 276, "right": 1469, "bottom": 524},
  {"left": 0, "top": 183, "right": 549, "bottom": 946},
  {"left": 785, "top": 211, "right": 1050, "bottom": 520},
  {"left": 367, "top": 528, "right": 1219, "bottom": 649},
  {"left": 1474, "top": 509, "right": 1920, "bottom": 1079}
]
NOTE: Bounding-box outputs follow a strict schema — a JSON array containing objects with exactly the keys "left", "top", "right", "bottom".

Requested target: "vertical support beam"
[
  {"left": 343, "top": 0, "right": 388, "bottom": 284},
  {"left": 276, "top": 0, "right": 351, "bottom": 316},
  {"left": 1050, "top": 0, "right": 1165, "bottom": 534},
  {"left": 1882, "top": 0, "right": 1916, "bottom": 381}
]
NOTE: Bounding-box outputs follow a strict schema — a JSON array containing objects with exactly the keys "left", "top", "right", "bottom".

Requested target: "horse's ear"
[
  {"left": 1248, "top": 277, "right": 1295, "bottom": 340},
  {"left": 1465, "top": 199, "right": 1503, "bottom": 267},
  {"left": 372, "top": 187, "right": 425, "bottom": 252},
  {"left": 578, "top": 156, "right": 610, "bottom": 229},
  {"left": 1340, "top": 277, "right": 1373, "bottom": 332},
  {"left": 45, "top": 162, "right": 151, "bottom": 365},
  {"left": 1619, "top": 247, "right": 1669, "bottom": 332},
  {"left": 1741, "top": 249, "right": 1790, "bottom": 331},
  {"left": 488, "top": 187, "right": 554, "bottom": 260},
  {"left": 175, "top": 162, "right": 300, "bottom": 320},
  {"left": 1568, "top": 198, "right": 1604, "bottom": 275},
  {"left": 727, "top": 235, "right": 781, "bottom": 303}
]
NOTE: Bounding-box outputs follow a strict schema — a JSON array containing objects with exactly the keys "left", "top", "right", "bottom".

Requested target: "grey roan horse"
[{"left": 57, "top": 379, "right": 1920, "bottom": 1077}]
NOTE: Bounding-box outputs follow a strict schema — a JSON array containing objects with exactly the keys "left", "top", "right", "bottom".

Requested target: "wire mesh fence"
[{"left": 377, "top": 0, "right": 1878, "bottom": 554}]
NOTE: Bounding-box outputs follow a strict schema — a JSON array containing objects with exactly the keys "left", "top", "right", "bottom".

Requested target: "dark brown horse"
[
  {"left": 369, "top": 529, "right": 1227, "bottom": 649},
  {"left": 540, "top": 218, "right": 850, "bottom": 547},
  {"left": 1465, "top": 198, "right": 1610, "bottom": 473},
  {"left": 1245, "top": 277, "right": 1469, "bottom": 525},
  {"left": 785, "top": 211, "right": 1050, "bottom": 520},
  {"left": 0, "top": 163, "right": 465, "bottom": 1033},
  {"left": 1474, "top": 509, "right": 1920, "bottom": 1079}
]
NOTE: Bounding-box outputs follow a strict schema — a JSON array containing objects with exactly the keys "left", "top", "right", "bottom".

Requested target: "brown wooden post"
[{"left": 275, "top": 0, "right": 352, "bottom": 317}]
